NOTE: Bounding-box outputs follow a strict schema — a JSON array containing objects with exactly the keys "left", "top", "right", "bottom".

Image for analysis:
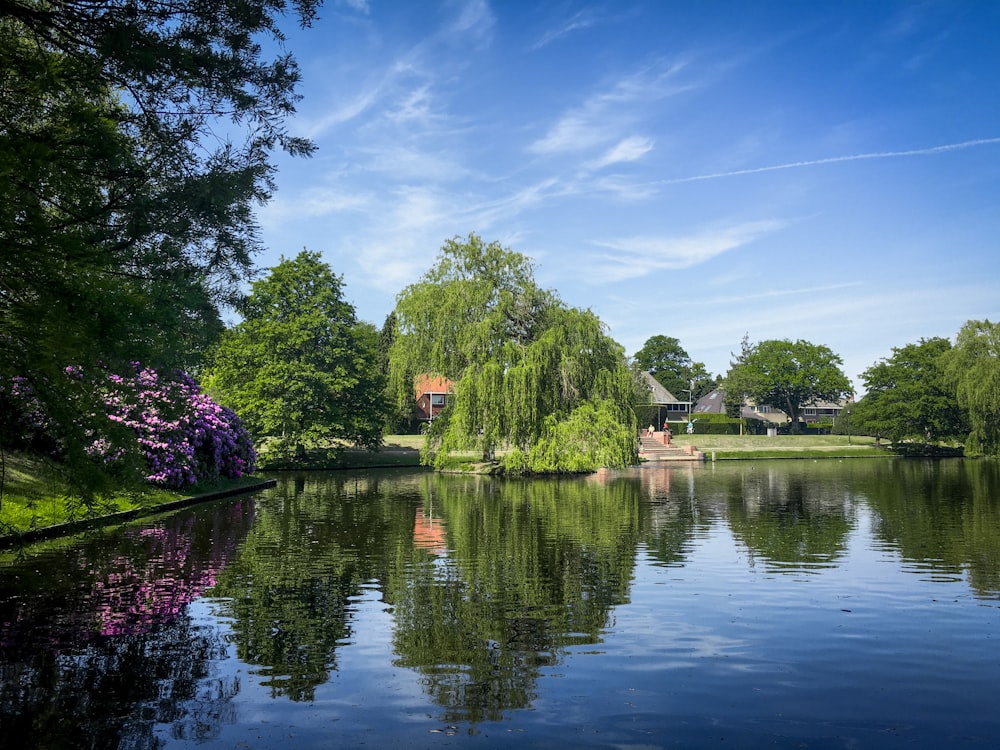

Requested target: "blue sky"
[{"left": 254, "top": 0, "right": 1000, "bottom": 392}]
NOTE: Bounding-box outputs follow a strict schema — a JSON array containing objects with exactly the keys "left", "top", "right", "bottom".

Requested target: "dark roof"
[
  {"left": 694, "top": 389, "right": 726, "bottom": 413},
  {"left": 639, "top": 371, "right": 680, "bottom": 404}
]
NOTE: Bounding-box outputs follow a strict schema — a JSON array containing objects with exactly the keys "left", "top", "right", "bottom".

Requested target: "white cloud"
[
  {"left": 336, "top": 0, "right": 370, "bottom": 13},
  {"left": 531, "top": 9, "right": 600, "bottom": 50},
  {"left": 295, "top": 80, "right": 385, "bottom": 139},
  {"left": 443, "top": 0, "right": 495, "bottom": 47},
  {"left": 585, "top": 220, "right": 788, "bottom": 282},
  {"left": 588, "top": 136, "right": 654, "bottom": 169},
  {"left": 528, "top": 58, "right": 694, "bottom": 156},
  {"left": 258, "top": 187, "right": 372, "bottom": 228},
  {"left": 529, "top": 114, "right": 609, "bottom": 155}
]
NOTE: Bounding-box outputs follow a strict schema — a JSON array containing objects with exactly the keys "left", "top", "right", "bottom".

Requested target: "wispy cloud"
[
  {"left": 529, "top": 58, "right": 694, "bottom": 155},
  {"left": 584, "top": 220, "right": 788, "bottom": 282},
  {"left": 659, "top": 137, "right": 1000, "bottom": 184},
  {"left": 258, "top": 187, "right": 372, "bottom": 228},
  {"left": 296, "top": 82, "right": 385, "bottom": 138},
  {"left": 442, "top": 0, "right": 495, "bottom": 47},
  {"left": 588, "top": 135, "right": 654, "bottom": 169},
  {"left": 336, "top": 0, "right": 370, "bottom": 13},
  {"left": 531, "top": 8, "right": 600, "bottom": 50}
]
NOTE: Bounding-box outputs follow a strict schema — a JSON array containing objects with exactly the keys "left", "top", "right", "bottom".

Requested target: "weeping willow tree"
[
  {"left": 388, "top": 234, "right": 637, "bottom": 472},
  {"left": 943, "top": 319, "right": 1000, "bottom": 456}
]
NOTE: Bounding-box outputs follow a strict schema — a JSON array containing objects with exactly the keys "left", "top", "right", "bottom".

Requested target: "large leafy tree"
[
  {"left": 1, "top": 0, "right": 319, "bottom": 470},
  {"left": 724, "top": 338, "right": 851, "bottom": 432},
  {"left": 389, "top": 234, "right": 636, "bottom": 471},
  {"left": 632, "top": 335, "right": 714, "bottom": 402},
  {"left": 206, "top": 252, "right": 386, "bottom": 460},
  {"left": 942, "top": 319, "right": 1000, "bottom": 456},
  {"left": 853, "top": 337, "right": 967, "bottom": 445}
]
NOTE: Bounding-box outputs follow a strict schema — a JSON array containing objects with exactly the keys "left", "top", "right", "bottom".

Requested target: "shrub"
[
  {"left": 100, "top": 365, "right": 256, "bottom": 488},
  {"left": 4, "top": 365, "right": 256, "bottom": 490}
]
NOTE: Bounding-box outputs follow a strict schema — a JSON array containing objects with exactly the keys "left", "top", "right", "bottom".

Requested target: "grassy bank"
[
  {"left": 671, "top": 433, "right": 895, "bottom": 459},
  {"left": 0, "top": 451, "right": 269, "bottom": 538},
  {"left": 0, "top": 437, "right": 426, "bottom": 539},
  {"left": 0, "top": 434, "right": 902, "bottom": 541}
]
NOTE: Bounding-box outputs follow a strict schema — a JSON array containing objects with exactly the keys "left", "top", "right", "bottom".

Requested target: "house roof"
[
  {"left": 413, "top": 374, "right": 454, "bottom": 398},
  {"left": 639, "top": 371, "right": 681, "bottom": 404},
  {"left": 696, "top": 388, "right": 846, "bottom": 422},
  {"left": 694, "top": 389, "right": 726, "bottom": 413}
]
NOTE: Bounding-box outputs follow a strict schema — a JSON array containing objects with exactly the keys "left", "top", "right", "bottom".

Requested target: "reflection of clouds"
[{"left": 612, "top": 610, "right": 749, "bottom": 668}]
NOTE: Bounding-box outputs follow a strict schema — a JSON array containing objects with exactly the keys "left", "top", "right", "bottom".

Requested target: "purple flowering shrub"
[
  {"left": 3, "top": 364, "right": 255, "bottom": 490},
  {"left": 100, "top": 364, "right": 256, "bottom": 488}
]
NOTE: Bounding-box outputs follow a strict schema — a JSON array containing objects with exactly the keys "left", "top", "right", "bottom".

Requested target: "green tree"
[
  {"left": 632, "top": 335, "right": 713, "bottom": 402},
  {"left": 724, "top": 338, "right": 851, "bottom": 433},
  {"left": 853, "top": 337, "right": 966, "bottom": 446},
  {"left": 722, "top": 333, "right": 755, "bottom": 427},
  {"left": 207, "top": 252, "right": 386, "bottom": 460},
  {"left": 942, "top": 319, "right": 1000, "bottom": 456},
  {"left": 389, "top": 234, "right": 636, "bottom": 471},
  {"left": 1, "top": 0, "right": 319, "bottom": 479}
]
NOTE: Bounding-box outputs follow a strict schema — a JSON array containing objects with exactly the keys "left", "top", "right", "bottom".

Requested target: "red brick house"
[{"left": 413, "top": 374, "right": 454, "bottom": 422}]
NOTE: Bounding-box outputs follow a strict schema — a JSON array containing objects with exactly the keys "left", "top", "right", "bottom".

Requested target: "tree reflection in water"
[
  {"left": 1, "top": 460, "right": 999, "bottom": 748},
  {"left": 388, "top": 473, "right": 640, "bottom": 723},
  {"left": 0, "top": 500, "right": 255, "bottom": 749}
]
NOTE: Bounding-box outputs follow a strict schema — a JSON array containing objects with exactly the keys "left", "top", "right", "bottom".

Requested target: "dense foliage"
[
  {"left": 853, "top": 337, "right": 967, "bottom": 445},
  {"left": 99, "top": 366, "right": 256, "bottom": 488},
  {"left": 3, "top": 364, "right": 255, "bottom": 493},
  {"left": 206, "top": 251, "right": 387, "bottom": 461},
  {"left": 723, "top": 338, "right": 852, "bottom": 432},
  {"left": 632, "top": 335, "right": 714, "bottom": 402},
  {"left": 389, "top": 234, "right": 636, "bottom": 472},
  {"left": 943, "top": 319, "right": 1000, "bottom": 456},
  {"left": 1, "top": 0, "right": 319, "bottom": 482}
]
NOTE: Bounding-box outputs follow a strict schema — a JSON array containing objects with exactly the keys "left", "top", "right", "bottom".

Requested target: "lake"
[{"left": 1, "top": 458, "right": 999, "bottom": 749}]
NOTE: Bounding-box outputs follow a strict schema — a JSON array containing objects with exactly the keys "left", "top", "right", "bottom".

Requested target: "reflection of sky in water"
[{"left": 5, "top": 463, "right": 1000, "bottom": 749}]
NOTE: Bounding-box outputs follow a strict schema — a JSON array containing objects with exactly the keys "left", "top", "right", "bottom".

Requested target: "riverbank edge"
[
  {"left": 0, "top": 447, "right": 930, "bottom": 546},
  {"left": 0, "top": 478, "right": 278, "bottom": 550}
]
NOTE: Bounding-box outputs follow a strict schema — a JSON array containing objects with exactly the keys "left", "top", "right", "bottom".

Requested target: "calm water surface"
[{"left": 1, "top": 458, "right": 999, "bottom": 749}]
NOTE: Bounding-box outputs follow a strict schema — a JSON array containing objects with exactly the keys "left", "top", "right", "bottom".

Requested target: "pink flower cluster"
[{"left": 97, "top": 364, "right": 256, "bottom": 488}]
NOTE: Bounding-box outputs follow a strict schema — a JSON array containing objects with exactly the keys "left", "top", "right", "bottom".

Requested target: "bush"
[
  {"left": 670, "top": 414, "right": 744, "bottom": 435},
  {"left": 5, "top": 365, "right": 256, "bottom": 490},
  {"left": 101, "top": 365, "right": 256, "bottom": 488}
]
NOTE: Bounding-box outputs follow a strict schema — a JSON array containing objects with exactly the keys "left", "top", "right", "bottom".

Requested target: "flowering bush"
[
  {"left": 98, "top": 364, "right": 257, "bottom": 488},
  {"left": 3, "top": 364, "right": 256, "bottom": 489}
]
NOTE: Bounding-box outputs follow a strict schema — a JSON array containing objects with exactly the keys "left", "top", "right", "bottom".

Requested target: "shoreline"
[
  {"left": 0, "top": 478, "right": 277, "bottom": 550},
  {"left": 0, "top": 440, "right": 951, "bottom": 547}
]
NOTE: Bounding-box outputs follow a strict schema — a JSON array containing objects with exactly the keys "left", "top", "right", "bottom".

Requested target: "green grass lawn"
[
  {"left": 668, "top": 433, "right": 893, "bottom": 459},
  {"left": 0, "top": 452, "right": 267, "bottom": 537},
  {"left": 674, "top": 433, "right": 881, "bottom": 450}
]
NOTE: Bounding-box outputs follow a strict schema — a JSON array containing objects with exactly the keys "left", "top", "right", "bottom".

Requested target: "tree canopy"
[
  {"left": 724, "top": 338, "right": 851, "bottom": 432},
  {"left": 206, "top": 252, "right": 386, "bottom": 461},
  {"left": 1, "top": 0, "right": 319, "bottom": 467},
  {"left": 942, "top": 319, "right": 1000, "bottom": 456},
  {"left": 632, "top": 335, "right": 714, "bottom": 403},
  {"left": 853, "top": 337, "right": 967, "bottom": 445},
  {"left": 389, "top": 234, "right": 636, "bottom": 472}
]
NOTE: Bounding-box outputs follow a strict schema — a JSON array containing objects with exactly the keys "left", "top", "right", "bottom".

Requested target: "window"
[{"left": 430, "top": 394, "right": 446, "bottom": 406}]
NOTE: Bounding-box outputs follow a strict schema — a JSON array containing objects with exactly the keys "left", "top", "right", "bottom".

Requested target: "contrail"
[{"left": 660, "top": 137, "right": 1000, "bottom": 185}]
